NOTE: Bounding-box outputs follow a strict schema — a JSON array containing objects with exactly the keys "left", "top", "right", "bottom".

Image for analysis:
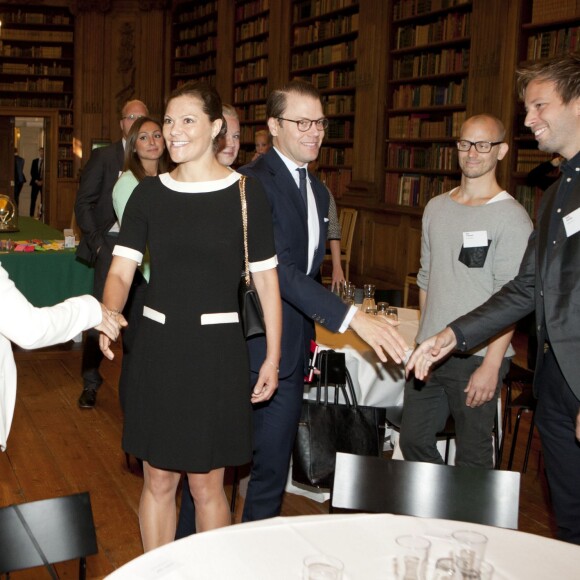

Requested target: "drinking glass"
[
  {"left": 343, "top": 282, "right": 356, "bottom": 306},
  {"left": 362, "top": 284, "right": 377, "bottom": 314},
  {"left": 303, "top": 555, "right": 344, "bottom": 580},
  {"left": 395, "top": 535, "right": 431, "bottom": 580},
  {"left": 385, "top": 306, "right": 398, "bottom": 321},
  {"left": 377, "top": 301, "right": 389, "bottom": 314},
  {"left": 452, "top": 530, "right": 488, "bottom": 576}
]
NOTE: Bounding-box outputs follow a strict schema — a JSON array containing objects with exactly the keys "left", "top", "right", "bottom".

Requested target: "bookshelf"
[
  {"left": 233, "top": 0, "right": 271, "bottom": 165},
  {"left": 290, "top": 0, "right": 359, "bottom": 198},
  {"left": 0, "top": 4, "right": 74, "bottom": 180},
  {"left": 171, "top": 1, "right": 218, "bottom": 89},
  {"left": 512, "top": 0, "right": 580, "bottom": 219},
  {"left": 385, "top": 0, "right": 472, "bottom": 210}
]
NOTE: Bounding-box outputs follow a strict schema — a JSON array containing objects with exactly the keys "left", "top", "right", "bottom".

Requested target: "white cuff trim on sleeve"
[
  {"left": 249, "top": 255, "right": 278, "bottom": 273},
  {"left": 113, "top": 245, "right": 143, "bottom": 266}
]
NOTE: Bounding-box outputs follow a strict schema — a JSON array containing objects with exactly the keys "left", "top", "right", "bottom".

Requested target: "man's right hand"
[
  {"left": 349, "top": 310, "right": 409, "bottom": 364},
  {"left": 406, "top": 327, "right": 457, "bottom": 380}
]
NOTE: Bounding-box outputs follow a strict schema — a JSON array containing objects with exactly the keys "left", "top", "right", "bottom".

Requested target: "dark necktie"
[{"left": 297, "top": 167, "right": 308, "bottom": 211}]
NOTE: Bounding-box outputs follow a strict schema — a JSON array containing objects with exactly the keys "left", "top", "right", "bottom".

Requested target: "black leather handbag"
[
  {"left": 238, "top": 175, "right": 266, "bottom": 338},
  {"left": 292, "top": 350, "right": 386, "bottom": 489}
]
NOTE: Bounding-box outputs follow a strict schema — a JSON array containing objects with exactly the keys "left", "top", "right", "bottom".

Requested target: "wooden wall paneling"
[
  {"left": 347, "top": 0, "right": 389, "bottom": 199},
  {"left": 268, "top": 0, "right": 291, "bottom": 93}
]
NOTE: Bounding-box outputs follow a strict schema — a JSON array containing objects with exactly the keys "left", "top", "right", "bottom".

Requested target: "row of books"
[
  {"left": 174, "top": 38, "right": 216, "bottom": 59},
  {"left": 531, "top": 0, "right": 580, "bottom": 24},
  {"left": 327, "top": 119, "right": 354, "bottom": 139},
  {"left": 317, "top": 167, "right": 352, "bottom": 198},
  {"left": 516, "top": 150, "right": 553, "bottom": 173},
  {"left": 235, "top": 40, "right": 268, "bottom": 62},
  {"left": 389, "top": 111, "right": 466, "bottom": 138},
  {"left": 318, "top": 146, "right": 353, "bottom": 166},
  {"left": 237, "top": 103, "right": 267, "bottom": 121},
  {"left": 0, "top": 45, "right": 64, "bottom": 58},
  {"left": 293, "top": 13, "right": 359, "bottom": 46},
  {"left": 392, "top": 79, "right": 467, "bottom": 108},
  {"left": 514, "top": 185, "right": 542, "bottom": 220},
  {"left": 392, "top": 48, "right": 470, "bottom": 80},
  {"left": 291, "top": 40, "right": 357, "bottom": 69},
  {"left": 177, "top": 20, "right": 216, "bottom": 42},
  {"left": 322, "top": 94, "right": 355, "bottom": 114},
  {"left": 57, "top": 160, "right": 74, "bottom": 179},
  {"left": 0, "top": 79, "right": 66, "bottom": 91},
  {"left": 236, "top": 16, "right": 269, "bottom": 43},
  {"left": 395, "top": 12, "right": 471, "bottom": 49},
  {"left": 234, "top": 58, "right": 268, "bottom": 83},
  {"left": 174, "top": 56, "right": 216, "bottom": 76},
  {"left": 58, "top": 145, "right": 72, "bottom": 159},
  {"left": 387, "top": 143, "right": 457, "bottom": 171},
  {"left": 295, "top": 69, "right": 356, "bottom": 90},
  {"left": 384, "top": 172, "right": 460, "bottom": 207},
  {"left": 0, "top": 62, "right": 71, "bottom": 76},
  {"left": 58, "top": 129, "right": 73, "bottom": 143},
  {"left": 234, "top": 82, "right": 268, "bottom": 103},
  {"left": 58, "top": 111, "right": 73, "bottom": 126},
  {"left": 292, "top": 0, "right": 357, "bottom": 21},
  {"left": 0, "top": 11, "right": 71, "bottom": 25},
  {"left": 1, "top": 29, "right": 73, "bottom": 42},
  {"left": 235, "top": 0, "right": 270, "bottom": 22},
  {"left": 176, "top": 2, "right": 217, "bottom": 24},
  {"left": 392, "top": 0, "right": 470, "bottom": 21},
  {"left": 526, "top": 27, "right": 580, "bottom": 61}
]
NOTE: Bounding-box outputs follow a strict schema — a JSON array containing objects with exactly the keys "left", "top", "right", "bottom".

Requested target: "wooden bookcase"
[
  {"left": 171, "top": 1, "right": 218, "bottom": 89},
  {"left": 290, "top": 0, "right": 359, "bottom": 198},
  {"left": 384, "top": 0, "right": 472, "bottom": 211},
  {"left": 511, "top": 0, "right": 580, "bottom": 219},
  {"left": 0, "top": 3, "right": 74, "bottom": 223},
  {"left": 233, "top": 0, "right": 271, "bottom": 165}
]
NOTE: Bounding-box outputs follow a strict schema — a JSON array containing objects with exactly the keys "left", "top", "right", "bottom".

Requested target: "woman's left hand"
[{"left": 251, "top": 360, "right": 279, "bottom": 404}]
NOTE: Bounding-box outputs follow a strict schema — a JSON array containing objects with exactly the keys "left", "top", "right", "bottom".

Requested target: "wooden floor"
[{"left": 1, "top": 339, "right": 555, "bottom": 579}]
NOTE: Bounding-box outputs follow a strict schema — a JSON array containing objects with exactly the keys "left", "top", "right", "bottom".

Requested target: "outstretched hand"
[
  {"left": 349, "top": 310, "right": 409, "bottom": 364},
  {"left": 97, "top": 305, "right": 127, "bottom": 360},
  {"left": 406, "top": 327, "right": 457, "bottom": 380}
]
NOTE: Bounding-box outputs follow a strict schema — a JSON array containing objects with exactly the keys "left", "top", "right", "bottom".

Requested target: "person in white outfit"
[{"left": 0, "top": 264, "right": 125, "bottom": 451}]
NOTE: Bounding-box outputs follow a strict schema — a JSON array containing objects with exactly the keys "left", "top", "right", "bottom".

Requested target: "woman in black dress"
[{"left": 100, "top": 82, "right": 282, "bottom": 551}]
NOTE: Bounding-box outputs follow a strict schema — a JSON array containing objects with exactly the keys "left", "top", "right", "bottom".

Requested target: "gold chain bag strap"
[{"left": 238, "top": 175, "right": 266, "bottom": 338}]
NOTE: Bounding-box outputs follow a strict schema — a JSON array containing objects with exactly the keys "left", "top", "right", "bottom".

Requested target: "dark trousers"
[
  {"left": 535, "top": 347, "right": 580, "bottom": 544},
  {"left": 30, "top": 184, "right": 42, "bottom": 217},
  {"left": 242, "top": 362, "right": 305, "bottom": 522},
  {"left": 400, "top": 354, "right": 509, "bottom": 468},
  {"left": 14, "top": 182, "right": 24, "bottom": 207}
]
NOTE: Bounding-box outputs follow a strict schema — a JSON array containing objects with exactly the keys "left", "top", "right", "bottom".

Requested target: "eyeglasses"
[
  {"left": 277, "top": 117, "right": 328, "bottom": 132},
  {"left": 456, "top": 140, "right": 503, "bottom": 153},
  {"left": 121, "top": 114, "right": 144, "bottom": 121}
]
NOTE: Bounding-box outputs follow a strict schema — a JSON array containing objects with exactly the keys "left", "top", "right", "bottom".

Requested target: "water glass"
[
  {"left": 303, "top": 555, "right": 344, "bottom": 580},
  {"left": 377, "top": 301, "right": 389, "bottom": 314},
  {"left": 452, "top": 530, "right": 488, "bottom": 576},
  {"left": 385, "top": 306, "right": 398, "bottom": 321},
  {"left": 395, "top": 535, "right": 431, "bottom": 580}
]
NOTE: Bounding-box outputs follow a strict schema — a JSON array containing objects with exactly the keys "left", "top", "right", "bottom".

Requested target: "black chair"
[
  {"left": 330, "top": 452, "right": 520, "bottom": 529},
  {"left": 0, "top": 492, "right": 98, "bottom": 580}
]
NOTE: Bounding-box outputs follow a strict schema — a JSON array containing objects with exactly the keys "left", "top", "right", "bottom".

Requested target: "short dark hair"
[
  {"left": 166, "top": 82, "right": 226, "bottom": 150},
  {"left": 123, "top": 116, "right": 171, "bottom": 181},
  {"left": 517, "top": 52, "right": 580, "bottom": 105},
  {"left": 266, "top": 80, "right": 322, "bottom": 120}
]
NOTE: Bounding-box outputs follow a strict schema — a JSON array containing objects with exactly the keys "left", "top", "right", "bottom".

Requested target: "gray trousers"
[{"left": 400, "top": 354, "right": 510, "bottom": 468}]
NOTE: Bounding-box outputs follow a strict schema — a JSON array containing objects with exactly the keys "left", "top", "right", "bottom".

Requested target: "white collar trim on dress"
[{"left": 159, "top": 170, "right": 241, "bottom": 193}]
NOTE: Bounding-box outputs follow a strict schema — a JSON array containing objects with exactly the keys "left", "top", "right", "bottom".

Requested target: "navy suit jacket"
[
  {"left": 75, "top": 141, "right": 124, "bottom": 264},
  {"left": 239, "top": 149, "right": 350, "bottom": 378},
  {"left": 453, "top": 160, "right": 580, "bottom": 400},
  {"left": 30, "top": 158, "right": 42, "bottom": 186}
]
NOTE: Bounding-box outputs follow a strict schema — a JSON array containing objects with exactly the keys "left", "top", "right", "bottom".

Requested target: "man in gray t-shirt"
[{"left": 400, "top": 114, "right": 532, "bottom": 468}]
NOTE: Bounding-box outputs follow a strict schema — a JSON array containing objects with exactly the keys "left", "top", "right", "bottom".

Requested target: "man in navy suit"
[
  {"left": 75, "top": 99, "right": 148, "bottom": 408},
  {"left": 29, "top": 147, "right": 44, "bottom": 217},
  {"left": 407, "top": 53, "right": 580, "bottom": 544},
  {"left": 238, "top": 80, "right": 408, "bottom": 522}
]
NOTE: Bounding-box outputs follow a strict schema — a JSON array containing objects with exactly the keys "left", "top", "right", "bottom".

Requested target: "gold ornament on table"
[{"left": 0, "top": 195, "right": 19, "bottom": 232}]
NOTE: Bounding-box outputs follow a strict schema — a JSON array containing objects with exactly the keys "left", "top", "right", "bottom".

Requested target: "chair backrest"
[
  {"left": 331, "top": 453, "right": 520, "bottom": 529},
  {"left": 338, "top": 208, "right": 357, "bottom": 257},
  {"left": 0, "top": 492, "right": 98, "bottom": 579}
]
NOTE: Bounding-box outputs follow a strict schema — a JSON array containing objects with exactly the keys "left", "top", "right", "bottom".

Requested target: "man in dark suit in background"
[
  {"left": 238, "top": 80, "right": 408, "bottom": 522},
  {"left": 407, "top": 53, "right": 580, "bottom": 545},
  {"left": 29, "top": 147, "right": 44, "bottom": 217},
  {"left": 13, "top": 150, "right": 25, "bottom": 209},
  {"left": 75, "top": 99, "right": 149, "bottom": 408}
]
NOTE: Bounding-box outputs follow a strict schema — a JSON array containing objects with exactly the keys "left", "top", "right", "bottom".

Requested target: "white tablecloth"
[{"left": 106, "top": 513, "right": 580, "bottom": 580}]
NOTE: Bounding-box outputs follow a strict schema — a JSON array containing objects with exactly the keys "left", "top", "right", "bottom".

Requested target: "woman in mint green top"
[{"left": 112, "top": 117, "right": 171, "bottom": 410}]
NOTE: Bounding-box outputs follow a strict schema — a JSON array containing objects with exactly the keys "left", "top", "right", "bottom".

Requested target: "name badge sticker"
[
  {"left": 563, "top": 207, "right": 580, "bottom": 238},
  {"left": 463, "top": 230, "right": 488, "bottom": 248}
]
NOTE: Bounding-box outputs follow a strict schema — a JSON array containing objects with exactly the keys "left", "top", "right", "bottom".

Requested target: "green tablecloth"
[{"left": 0, "top": 217, "right": 94, "bottom": 307}]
